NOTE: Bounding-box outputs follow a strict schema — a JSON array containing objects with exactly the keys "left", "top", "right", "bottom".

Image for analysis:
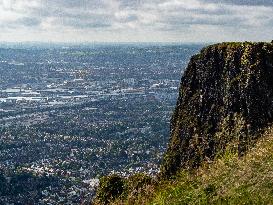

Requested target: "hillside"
[
  {"left": 95, "top": 125, "right": 273, "bottom": 204},
  {"left": 94, "top": 42, "right": 273, "bottom": 204},
  {"left": 150, "top": 126, "right": 273, "bottom": 204}
]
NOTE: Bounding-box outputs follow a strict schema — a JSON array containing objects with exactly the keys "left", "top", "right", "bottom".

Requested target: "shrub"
[{"left": 96, "top": 174, "right": 125, "bottom": 205}]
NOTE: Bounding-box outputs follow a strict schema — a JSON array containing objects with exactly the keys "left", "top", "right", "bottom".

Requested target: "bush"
[{"left": 96, "top": 174, "right": 125, "bottom": 205}]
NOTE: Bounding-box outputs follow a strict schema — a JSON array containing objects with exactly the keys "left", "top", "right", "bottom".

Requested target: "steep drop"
[{"left": 161, "top": 42, "right": 273, "bottom": 177}]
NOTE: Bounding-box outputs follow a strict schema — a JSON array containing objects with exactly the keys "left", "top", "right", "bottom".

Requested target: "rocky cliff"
[
  {"left": 94, "top": 42, "right": 273, "bottom": 204},
  {"left": 161, "top": 42, "right": 273, "bottom": 177}
]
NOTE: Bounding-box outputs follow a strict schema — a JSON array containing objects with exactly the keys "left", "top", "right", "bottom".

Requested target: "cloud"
[
  {"left": 0, "top": 0, "right": 273, "bottom": 42},
  {"left": 202, "top": 0, "right": 273, "bottom": 6}
]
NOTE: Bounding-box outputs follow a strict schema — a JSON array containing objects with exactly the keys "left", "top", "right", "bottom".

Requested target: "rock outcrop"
[{"left": 161, "top": 42, "right": 273, "bottom": 177}]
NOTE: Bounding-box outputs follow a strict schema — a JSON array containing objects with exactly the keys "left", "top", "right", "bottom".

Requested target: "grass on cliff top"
[
  {"left": 201, "top": 41, "right": 273, "bottom": 54},
  {"left": 110, "top": 126, "right": 273, "bottom": 205}
]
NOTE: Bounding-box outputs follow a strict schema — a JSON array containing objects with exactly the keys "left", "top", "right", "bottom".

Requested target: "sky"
[{"left": 0, "top": 0, "right": 273, "bottom": 43}]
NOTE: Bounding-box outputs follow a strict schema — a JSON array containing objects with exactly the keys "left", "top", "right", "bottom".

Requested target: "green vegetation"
[
  {"left": 95, "top": 126, "right": 273, "bottom": 204},
  {"left": 94, "top": 173, "right": 154, "bottom": 205},
  {"left": 150, "top": 126, "right": 273, "bottom": 205},
  {"left": 96, "top": 175, "right": 125, "bottom": 205},
  {"left": 0, "top": 171, "right": 57, "bottom": 203}
]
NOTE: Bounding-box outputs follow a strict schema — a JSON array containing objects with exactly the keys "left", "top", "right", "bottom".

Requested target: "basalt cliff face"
[{"left": 161, "top": 42, "right": 273, "bottom": 177}]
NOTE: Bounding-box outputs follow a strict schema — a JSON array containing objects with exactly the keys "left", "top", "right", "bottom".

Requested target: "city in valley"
[{"left": 0, "top": 43, "right": 201, "bottom": 204}]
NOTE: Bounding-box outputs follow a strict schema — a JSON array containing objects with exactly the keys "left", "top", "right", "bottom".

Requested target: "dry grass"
[
  {"left": 149, "top": 126, "right": 273, "bottom": 205},
  {"left": 105, "top": 126, "right": 273, "bottom": 205}
]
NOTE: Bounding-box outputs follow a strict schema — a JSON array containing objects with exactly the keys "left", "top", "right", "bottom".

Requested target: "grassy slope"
[{"left": 111, "top": 126, "right": 273, "bottom": 205}]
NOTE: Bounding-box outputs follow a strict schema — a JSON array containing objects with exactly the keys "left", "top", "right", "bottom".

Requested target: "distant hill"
[{"left": 94, "top": 42, "right": 273, "bottom": 204}]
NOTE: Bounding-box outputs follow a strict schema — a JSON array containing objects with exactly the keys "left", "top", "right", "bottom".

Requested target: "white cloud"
[{"left": 0, "top": 0, "right": 272, "bottom": 42}]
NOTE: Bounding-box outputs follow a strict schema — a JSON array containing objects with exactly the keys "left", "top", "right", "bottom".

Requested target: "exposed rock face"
[{"left": 161, "top": 42, "right": 273, "bottom": 177}]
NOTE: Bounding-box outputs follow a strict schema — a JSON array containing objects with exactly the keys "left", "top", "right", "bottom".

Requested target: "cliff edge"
[
  {"left": 94, "top": 42, "right": 273, "bottom": 204},
  {"left": 161, "top": 42, "right": 273, "bottom": 177}
]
